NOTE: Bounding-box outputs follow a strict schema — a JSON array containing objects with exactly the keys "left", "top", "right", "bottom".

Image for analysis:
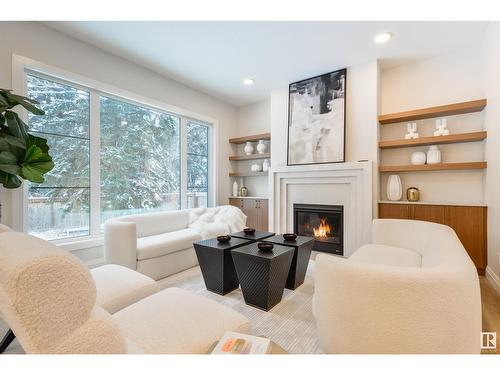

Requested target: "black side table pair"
[{"left": 193, "top": 231, "right": 313, "bottom": 311}]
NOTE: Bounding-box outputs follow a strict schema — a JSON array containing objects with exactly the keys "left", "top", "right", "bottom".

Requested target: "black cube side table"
[
  {"left": 266, "top": 235, "right": 314, "bottom": 290},
  {"left": 231, "top": 243, "right": 294, "bottom": 311},
  {"left": 193, "top": 237, "right": 251, "bottom": 295},
  {"left": 229, "top": 230, "right": 275, "bottom": 242}
]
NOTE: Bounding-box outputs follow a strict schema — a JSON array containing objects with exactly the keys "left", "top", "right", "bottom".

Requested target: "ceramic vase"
[
  {"left": 411, "top": 151, "right": 426, "bottom": 165},
  {"left": 244, "top": 142, "right": 254, "bottom": 155},
  {"left": 407, "top": 187, "right": 420, "bottom": 202},
  {"left": 426, "top": 145, "right": 441, "bottom": 164},
  {"left": 251, "top": 163, "right": 262, "bottom": 172},
  {"left": 387, "top": 175, "right": 403, "bottom": 201},
  {"left": 262, "top": 159, "right": 270, "bottom": 172},
  {"left": 256, "top": 140, "right": 267, "bottom": 154},
  {"left": 232, "top": 181, "right": 238, "bottom": 197}
]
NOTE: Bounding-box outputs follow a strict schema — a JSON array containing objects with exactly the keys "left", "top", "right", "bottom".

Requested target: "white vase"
[
  {"left": 256, "top": 140, "right": 267, "bottom": 154},
  {"left": 232, "top": 181, "right": 238, "bottom": 197},
  {"left": 244, "top": 141, "right": 254, "bottom": 155},
  {"left": 262, "top": 159, "right": 270, "bottom": 172},
  {"left": 426, "top": 145, "right": 442, "bottom": 164},
  {"left": 251, "top": 163, "right": 262, "bottom": 172},
  {"left": 411, "top": 151, "right": 426, "bottom": 165},
  {"left": 387, "top": 175, "right": 403, "bottom": 201}
]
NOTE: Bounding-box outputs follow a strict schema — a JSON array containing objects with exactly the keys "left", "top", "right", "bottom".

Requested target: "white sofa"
[
  {"left": 313, "top": 219, "right": 481, "bottom": 354},
  {"left": 104, "top": 205, "right": 246, "bottom": 280},
  {"left": 0, "top": 231, "right": 250, "bottom": 354}
]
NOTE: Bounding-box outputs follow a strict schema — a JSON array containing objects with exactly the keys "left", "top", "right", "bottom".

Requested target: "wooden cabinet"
[
  {"left": 229, "top": 198, "right": 269, "bottom": 231},
  {"left": 378, "top": 203, "right": 487, "bottom": 274}
]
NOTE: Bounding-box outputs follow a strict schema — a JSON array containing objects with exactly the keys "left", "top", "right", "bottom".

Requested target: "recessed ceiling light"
[
  {"left": 375, "top": 32, "right": 392, "bottom": 44},
  {"left": 243, "top": 78, "right": 255, "bottom": 85}
]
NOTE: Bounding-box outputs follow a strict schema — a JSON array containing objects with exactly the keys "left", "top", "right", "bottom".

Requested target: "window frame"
[{"left": 12, "top": 54, "right": 218, "bottom": 244}]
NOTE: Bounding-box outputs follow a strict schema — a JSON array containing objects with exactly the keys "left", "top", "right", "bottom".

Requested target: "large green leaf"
[
  {"left": 4, "top": 111, "right": 28, "bottom": 141},
  {"left": 1, "top": 89, "right": 45, "bottom": 116},
  {"left": 0, "top": 170, "right": 22, "bottom": 189},
  {"left": 0, "top": 150, "right": 20, "bottom": 175},
  {"left": 20, "top": 144, "right": 54, "bottom": 183},
  {"left": 0, "top": 130, "right": 26, "bottom": 150}
]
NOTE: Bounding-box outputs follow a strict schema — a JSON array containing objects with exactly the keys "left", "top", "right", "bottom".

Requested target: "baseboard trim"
[{"left": 485, "top": 265, "right": 500, "bottom": 294}]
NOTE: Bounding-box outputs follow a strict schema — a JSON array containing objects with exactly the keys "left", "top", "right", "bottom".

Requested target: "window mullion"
[
  {"left": 180, "top": 117, "right": 188, "bottom": 209},
  {"left": 89, "top": 91, "right": 101, "bottom": 236}
]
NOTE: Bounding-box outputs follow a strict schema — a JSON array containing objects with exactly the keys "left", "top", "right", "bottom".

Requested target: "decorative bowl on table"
[
  {"left": 217, "top": 235, "right": 231, "bottom": 243},
  {"left": 257, "top": 241, "right": 274, "bottom": 252},
  {"left": 243, "top": 228, "right": 256, "bottom": 235},
  {"left": 283, "top": 233, "right": 297, "bottom": 241}
]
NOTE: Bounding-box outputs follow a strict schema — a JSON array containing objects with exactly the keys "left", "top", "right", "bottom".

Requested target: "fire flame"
[{"left": 313, "top": 218, "right": 331, "bottom": 238}]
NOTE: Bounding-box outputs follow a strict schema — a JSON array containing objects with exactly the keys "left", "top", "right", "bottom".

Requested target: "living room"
[{"left": 1, "top": 1, "right": 499, "bottom": 373}]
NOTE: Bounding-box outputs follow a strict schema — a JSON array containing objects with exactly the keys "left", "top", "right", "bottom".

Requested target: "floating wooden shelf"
[
  {"left": 229, "top": 171, "right": 268, "bottom": 177},
  {"left": 379, "top": 161, "right": 487, "bottom": 173},
  {"left": 379, "top": 131, "right": 487, "bottom": 149},
  {"left": 229, "top": 153, "right": 270, "bottom": 161},
  {"left": 229, "top": 132, "right": 271, "bottom": 144},
  {"left": 378, "top": 99, "right": 487, "bottom": 125}
]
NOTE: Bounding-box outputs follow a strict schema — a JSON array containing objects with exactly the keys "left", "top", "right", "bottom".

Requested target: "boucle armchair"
[
  {"left": 0, "top": 232, "right": 250, "bottom": 354},
  {"left": 313, "top": 219, "right": 481, "bottom": 354}
]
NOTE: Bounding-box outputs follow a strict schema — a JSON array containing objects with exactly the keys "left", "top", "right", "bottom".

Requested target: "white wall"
[
  {"left": 0, "top": 22, "right": 238, "bottom": 228},
  {"left": 380, "top": 47, "right": 486, "bottom": 204},
  {"left": 270, "top": 61, "right": 380, "bottom": 215},
  {"left": 482, "top": 22, "right": 500, "bottom": 289}
]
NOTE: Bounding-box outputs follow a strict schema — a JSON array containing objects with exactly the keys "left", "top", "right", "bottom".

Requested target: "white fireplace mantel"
[{"left": 269, "top": 162, "right": 373, "bottom": 257}]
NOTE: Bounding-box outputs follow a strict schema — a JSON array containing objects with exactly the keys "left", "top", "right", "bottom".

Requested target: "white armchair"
[{"left": 313, "top": 219, "right": 481, "bottom": 354}]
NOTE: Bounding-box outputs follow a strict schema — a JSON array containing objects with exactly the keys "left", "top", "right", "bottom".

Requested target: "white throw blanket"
[{"left": 188, "top": 205, "right": 247, "bottom": 238}]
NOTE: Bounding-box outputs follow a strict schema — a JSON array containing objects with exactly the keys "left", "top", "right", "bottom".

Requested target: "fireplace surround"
[{"left": 294, "top": 204, "right": 344, "bottom": 255}]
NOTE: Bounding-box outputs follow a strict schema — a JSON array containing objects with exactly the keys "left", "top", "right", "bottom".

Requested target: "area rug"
[{"left": 0, "top": 260, "right": 321, "bottom": 354}]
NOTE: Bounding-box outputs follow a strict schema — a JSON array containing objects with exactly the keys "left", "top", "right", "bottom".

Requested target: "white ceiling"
[{"left": 45, "top": 21, "right": 488, "bottom": 107}]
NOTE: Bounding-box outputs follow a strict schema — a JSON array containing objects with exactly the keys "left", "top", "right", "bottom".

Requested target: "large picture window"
[{"left": 24, "top": 70, "right": 213, "bottom": 241}]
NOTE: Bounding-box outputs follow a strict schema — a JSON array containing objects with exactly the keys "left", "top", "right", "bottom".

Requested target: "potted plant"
[{"left": 0, "top": 88, "right": 54, "bottom": 220}]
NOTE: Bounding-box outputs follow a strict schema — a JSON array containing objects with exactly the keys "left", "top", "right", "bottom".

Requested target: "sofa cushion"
[
  {"left": 113, "top": 287, "right": 251, "bottom": 354},
  {"left": 349, "top": 244, "right": 422, "bottom": 268},
  {"left": 90, "top": 264, "right": 159, "bottom": 314},
  {"left": 136, "top": 228, "right": 202, "bottom": 260}
]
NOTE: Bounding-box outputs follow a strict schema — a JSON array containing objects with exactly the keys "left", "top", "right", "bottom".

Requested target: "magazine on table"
[{"left": 211, "top": 332, "right": 271, "bottom": 354}]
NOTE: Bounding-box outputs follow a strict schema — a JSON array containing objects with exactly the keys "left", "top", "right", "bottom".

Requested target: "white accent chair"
[
  {"left": 313, "top": 219, "right": 481, "bottom": 354},
  {"left": 104, "top": 206, "right": 246, "bottom": 280},
  {"left": 0, "top": 232, "right": 250, "bottom": 354}
]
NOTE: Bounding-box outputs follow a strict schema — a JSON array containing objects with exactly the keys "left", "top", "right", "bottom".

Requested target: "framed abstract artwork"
[{"left": 287, "top": 68, "right": 346, "bottom": 166}]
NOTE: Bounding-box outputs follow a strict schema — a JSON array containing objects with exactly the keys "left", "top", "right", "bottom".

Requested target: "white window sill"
[{"left": 52, "top": 236, "right": 104, "bottom": 252}]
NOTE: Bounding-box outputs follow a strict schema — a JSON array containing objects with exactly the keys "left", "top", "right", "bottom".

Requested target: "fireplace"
[{"left": 293, "top": 204, "right": 343, "bottom": 256}]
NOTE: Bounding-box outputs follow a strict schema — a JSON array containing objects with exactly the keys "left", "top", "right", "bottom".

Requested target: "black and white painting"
[{"left": 287, "top": 68, "right": 346, "bottom": 165}]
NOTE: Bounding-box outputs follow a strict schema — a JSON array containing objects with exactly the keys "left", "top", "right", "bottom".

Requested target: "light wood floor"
[{"left": 480, "top": 276, "right": 500, "bottom": 354}]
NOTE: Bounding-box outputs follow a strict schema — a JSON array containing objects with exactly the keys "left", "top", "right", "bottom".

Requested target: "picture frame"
[{"left": 287, "top": 68, "right": 347, "bottom": 166}]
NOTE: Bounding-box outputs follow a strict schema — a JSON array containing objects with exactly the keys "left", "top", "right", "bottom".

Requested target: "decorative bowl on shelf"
[
  {"left": 257, "top": 241, "right": 274, "bottom": 252},
  {"left": 217, "top": 235, "right": 231, "bottom": 243},
  {"left": 283, "top": 233, "right": 297, "bottom": 241},
  {"left": 243, "top": 228, "right": 256, "bottom": 235}
]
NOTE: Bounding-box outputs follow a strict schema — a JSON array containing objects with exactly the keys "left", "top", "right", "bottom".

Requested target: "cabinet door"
[
  {"left": 228, "top": 198, "right": 243, "bottom": 209},
  {"left": 257, "top": 199, "right": 269, "bottom": 231},
  {"left": 444, "top": 206, "right": 487, "bottom": 272},
  {"left": 242, "top": 199, "right": 258, "bottom": 229},
  {"left": 412, "top": 205, "right": 445, "bottom": 224},
  {"left": 378, "top": 203, "right": 411, "bottom": 219}
]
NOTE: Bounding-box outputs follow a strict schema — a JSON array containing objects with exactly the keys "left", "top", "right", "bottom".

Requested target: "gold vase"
[{"left": 406, "top": 187, "right": 420, "bottom": 202}]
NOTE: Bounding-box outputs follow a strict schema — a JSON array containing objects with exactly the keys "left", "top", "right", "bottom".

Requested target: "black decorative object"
[
  {"left": 193, "top": 237, "right": 251, "bottom": 295},
  {"left": 231, "top": 243, "right": 294, "bottom": 311},
  {"left": 230, "top": 230, "right": 275, "bottom": 242},
  {"left": 217, "top": 235, "right": 231, "bottom": 243},
  {"left": 282, "top": 233, "right": 297, "bottom": 241},
  {"left": 266, "top": 235, "right": 314, "bottom": 290},
  {"left": 287, "top": 68, "right": 346, "bottom": 166},
  {"left": 243, "top": 228, "right": 256, "bottom": 235},
  {"left": 257, "top": 241, "right": 274, "bottom": 252}
]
